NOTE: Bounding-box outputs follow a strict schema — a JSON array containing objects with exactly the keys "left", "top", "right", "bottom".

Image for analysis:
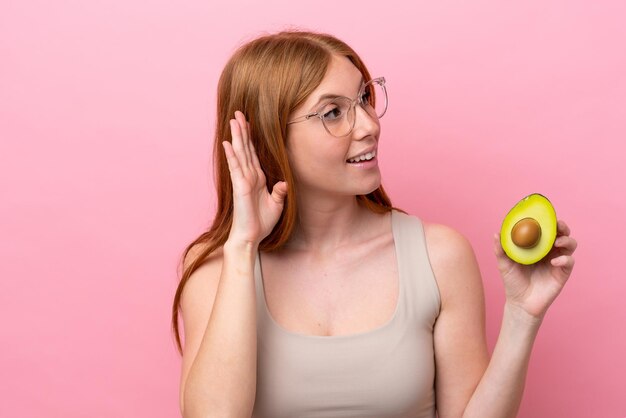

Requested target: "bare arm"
[
  {"left": 426, "top": 223, "right": 490, "bottom": 418},
  {"left": 461, "top": 221, "right": 576, "bottom": 418},
  {"left": 180, "top": 242, "right": 258, "bottom": 417},
  {"left": 460, "top": 302, "right": 541, "bottom": 418},
  {"left": 179, "top": 111, "right": 288, "bottom": 417},
  {"left": 427, "top": 220, "right": 576, "bottom": 418}
]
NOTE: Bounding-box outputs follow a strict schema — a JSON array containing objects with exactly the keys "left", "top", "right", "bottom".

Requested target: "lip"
[
  {"left": 346, "top": 146, "right": 377, "bottom": 162},
  {"left": 346, "top": 155, "right": 378, "bottom": 169}
]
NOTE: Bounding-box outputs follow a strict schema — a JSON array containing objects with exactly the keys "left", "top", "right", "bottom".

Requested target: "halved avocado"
[{"left": 500, "top": 194, "right": 557, "bottom": 265}]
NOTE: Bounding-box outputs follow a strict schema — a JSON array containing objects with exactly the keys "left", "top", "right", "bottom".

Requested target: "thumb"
[
  {"left": 493, "top": 233, "right": 503, "bottom": 256},
  {"left": 270, "top": 181, "right": 288, "bottom": 205}
]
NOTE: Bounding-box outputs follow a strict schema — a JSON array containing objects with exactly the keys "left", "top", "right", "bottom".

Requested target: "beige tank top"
[{"left": 252, "top": 210, "right": 441, "bottom": 417}]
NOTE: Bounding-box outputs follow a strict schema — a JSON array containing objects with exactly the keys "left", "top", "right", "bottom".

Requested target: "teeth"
[{"left": 348, "top": 150, "right": 376, "bottom": 163}]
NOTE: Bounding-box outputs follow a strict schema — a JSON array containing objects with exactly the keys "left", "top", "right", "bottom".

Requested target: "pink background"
[{"left": 2, "top": 0, "right": 625, "bottom": 417}]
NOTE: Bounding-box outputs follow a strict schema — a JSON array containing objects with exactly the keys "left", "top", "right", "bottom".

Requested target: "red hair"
[{"left": 171, "top": 30, "right": 398, "bottom": 354}]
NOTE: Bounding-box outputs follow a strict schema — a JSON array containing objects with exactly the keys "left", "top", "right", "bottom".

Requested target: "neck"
[{"left": 286, "top": 192, "right": 377, "bottom": 253}]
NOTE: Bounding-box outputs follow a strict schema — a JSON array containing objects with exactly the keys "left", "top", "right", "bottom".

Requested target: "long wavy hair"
[{"left": 171, "top": 30, "right": 397, "bottom": 354}]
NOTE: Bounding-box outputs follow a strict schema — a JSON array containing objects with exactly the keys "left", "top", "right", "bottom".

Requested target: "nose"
[{"left": 351, "top": 103, "right": 380, "bottom": 140}]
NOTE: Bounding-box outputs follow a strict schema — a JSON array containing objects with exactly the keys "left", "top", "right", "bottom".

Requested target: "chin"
[{"left": 358, "top": 178, "right": 382, "bottom": 196}]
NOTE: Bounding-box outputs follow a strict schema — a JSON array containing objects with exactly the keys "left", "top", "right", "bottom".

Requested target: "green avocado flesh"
[{"left": 500, "top": 194, "right": 557, "bottom": 265}]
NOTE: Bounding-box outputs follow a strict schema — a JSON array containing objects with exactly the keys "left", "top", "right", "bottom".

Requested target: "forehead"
[{"left": 302, "top": 55, "right": 364, "bottom": 108}]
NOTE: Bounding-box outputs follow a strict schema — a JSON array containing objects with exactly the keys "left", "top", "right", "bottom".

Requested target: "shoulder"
[
  {"left": 393, "top": 211, "right": 476, "bottom": 269},
  {"left": 180, "top": 244, "right": 225, "bottom": 323},
  {"left": 422, "top": 221, "right": 475, "bottom": 265},
  {"left": 182, "top": 242, "right": 224, "bottom": 273},
  {"left": 422, "top": 221, "right": 483, "bottom": 309}
]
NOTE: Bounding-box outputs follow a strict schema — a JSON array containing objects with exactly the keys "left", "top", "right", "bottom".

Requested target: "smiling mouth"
[{"left": 347, "top": 149, "right": 377, "bottom": 163}]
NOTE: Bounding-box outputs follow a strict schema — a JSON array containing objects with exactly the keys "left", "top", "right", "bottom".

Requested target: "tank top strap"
[
  {"left": 254, "top": 252, "right": 273, "bottom": 339},
  {"left": 391, "top": 210, "right": 442, "bottom": 326}
]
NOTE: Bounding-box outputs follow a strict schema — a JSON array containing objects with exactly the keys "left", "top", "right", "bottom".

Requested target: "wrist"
[
  {"left": 223, "top": 239, "right": 258, "bottom": 257},
  {"left": 503, "top": 302, "right": 544, "bottom": 329},
  {"left": 221, "top": 239, "right": 258, "bottom": 278}
]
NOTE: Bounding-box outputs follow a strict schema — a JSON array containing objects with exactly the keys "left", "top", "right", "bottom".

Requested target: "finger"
[
  {"left": 554, "top": 235, "right": 578, "bottom": 255},
  {"left": 550, "top": 254, "right": 575, "bottom": 274},
  {"left": 493, "top": 232, "right": 517, "bottom": 275},
  {"left": 222, "top": 141, "right": 244, "bottom": 181},
  {"left": 229, "top": 118, "right": 245, "bottom": 161},
  {"left": 270, "top": 181, "right": 288, "bottom": 205},
  {"left": 248, "top": 134, "right": 263, "bottom": 172},
  {"left": 231, "top": 119, "right": 250, "bottom": 173},
  {"left": 557, "top": 219, "right": 571, "bottom": 236},
  {"left": 235, "top": 111, "right": 251, "bottom": 167},
  {"left": 246, "top": 120, "right": 261, "bottom": 168},
  {"left": 493, "top": 233, "right": 506, "bottom": 256}
]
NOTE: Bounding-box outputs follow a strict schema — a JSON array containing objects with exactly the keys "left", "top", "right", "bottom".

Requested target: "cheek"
[
  {"left": 297, "top": 151, "right": 345, "bottom": 173},
  {"left": 287, "top": 147, "right": 348, "bottom": 189},
  {"left": 287, "top": 137, "right": 345, "bottom": 171}
]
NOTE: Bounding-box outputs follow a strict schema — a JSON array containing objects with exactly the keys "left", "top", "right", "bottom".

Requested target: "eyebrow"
[{"left": 309, "top": 76, "right": 365, "bottom": 112}]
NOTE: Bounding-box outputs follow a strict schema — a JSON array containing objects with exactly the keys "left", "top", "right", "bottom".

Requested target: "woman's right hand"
[{"left": 222, "top": 111, "right": 288, "bottom": 247}]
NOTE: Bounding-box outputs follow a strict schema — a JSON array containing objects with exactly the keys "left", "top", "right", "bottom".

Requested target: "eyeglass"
[{"left": 286, "top": 77, "right": 388, "bottom": 138}]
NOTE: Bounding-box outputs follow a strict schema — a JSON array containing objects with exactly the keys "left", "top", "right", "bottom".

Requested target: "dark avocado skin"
[{"left": 500, "top": 194, "right": 557, "bottom": 265}]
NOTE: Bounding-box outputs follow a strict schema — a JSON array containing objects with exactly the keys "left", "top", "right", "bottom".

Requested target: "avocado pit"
[{"left": 511, "top": 217, "right": 542, "bottom": 248}]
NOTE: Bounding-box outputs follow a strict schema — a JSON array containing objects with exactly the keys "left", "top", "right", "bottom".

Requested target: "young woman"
[{"left": 171, "top": 30, "right": 577, "bottom": 418}]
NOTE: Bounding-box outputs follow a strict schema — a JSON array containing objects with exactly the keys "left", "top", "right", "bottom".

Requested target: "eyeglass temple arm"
[{"left": 286, "top": 113, "right": 316, "bottom": 125}]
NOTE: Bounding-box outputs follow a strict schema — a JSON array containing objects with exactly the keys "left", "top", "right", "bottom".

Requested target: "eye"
[
  {"left": 360, "top": 89, "right": 372, "bottom": 105},
  {"left": 321, "top": 104, "right": 344, "bottom": 121}
]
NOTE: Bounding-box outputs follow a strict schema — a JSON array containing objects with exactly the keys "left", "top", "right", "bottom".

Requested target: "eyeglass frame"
[{"left": 286, "top": 76, "right": 387, "bottom": 137}]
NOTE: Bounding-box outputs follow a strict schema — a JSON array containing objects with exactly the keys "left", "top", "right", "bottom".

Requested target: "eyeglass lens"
[{"left": 321, "top": 81, "right": 387, "bottom": 137}]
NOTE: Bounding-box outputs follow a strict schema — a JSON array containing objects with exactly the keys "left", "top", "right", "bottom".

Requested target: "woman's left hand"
[{"left": 494, "top": 219, "right": 577, "bottom": 321}]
